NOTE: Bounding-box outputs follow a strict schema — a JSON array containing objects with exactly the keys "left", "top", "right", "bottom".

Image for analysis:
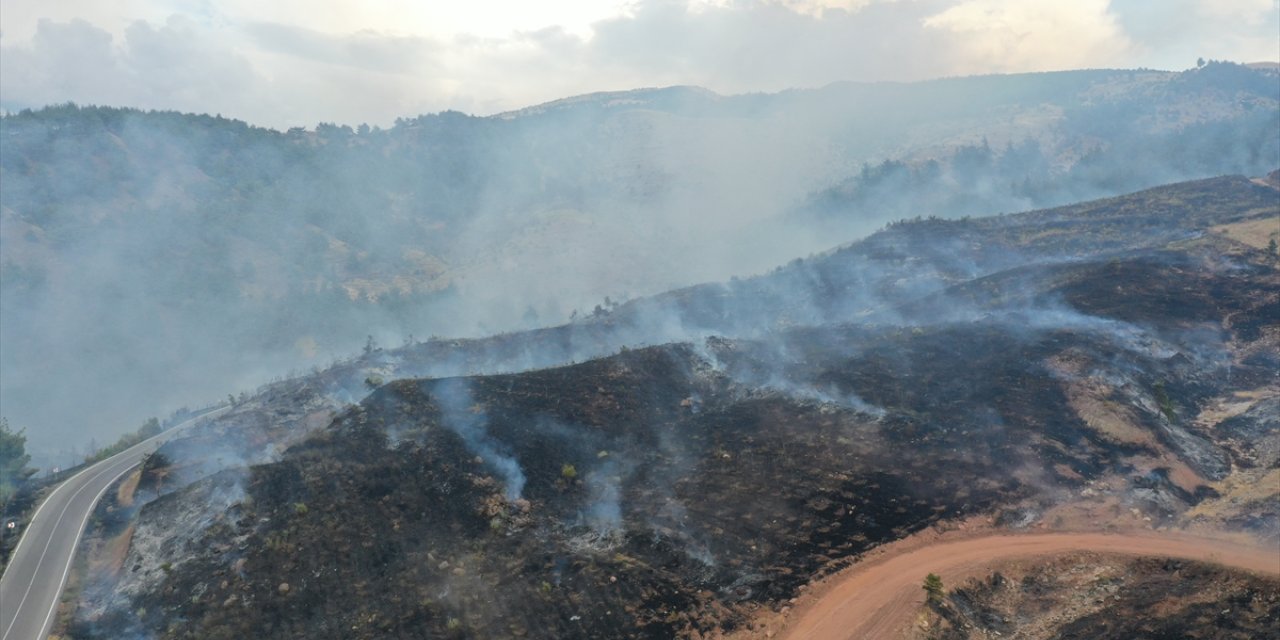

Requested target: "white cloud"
[
  {"left": 922, "top": 0, "right": 1132, "bottom": 73},
  {"left": 0, "top": 16, "right": 274, "bottom": 120},
  {"left": 242, "top": 22, "right": 439, "bottom": 74},
  {"left": 1197, "top": 0, "right": 1276, "bottom": 23},
  {"left": 688, "top": 0, "right": 903, "bottom": 17},
  {"left": 583, "top": 0, "right": 954, "bottom": 92},
  {"left": 1108, "top": 0, "right": 1280, "bottom": 67},
  {"left": 1, "top": 0, "right": 1276, "bottom": 127}
]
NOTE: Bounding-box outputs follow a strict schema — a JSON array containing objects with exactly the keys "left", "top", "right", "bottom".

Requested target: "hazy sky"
[{"left": 1, "top": 0, "right": 1277, "bottom": 128}]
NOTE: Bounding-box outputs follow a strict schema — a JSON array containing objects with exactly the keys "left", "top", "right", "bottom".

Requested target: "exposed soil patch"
[{"left": 735, "top": 531, "right": 1277, "bottom": 640}]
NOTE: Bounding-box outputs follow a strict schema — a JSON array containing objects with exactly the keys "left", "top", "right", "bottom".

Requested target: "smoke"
[
  {"left": 698, "top": 334, "right": 888, "bottom": 416},
  {"left": 431, "top": 377, "right": 526, "bottom": 501},
  {"left": 579, "top": 455, "right": 639, "bottom": 535},
  {"left": 0, "top": 63, "right": 1275, "bottom": 463}
]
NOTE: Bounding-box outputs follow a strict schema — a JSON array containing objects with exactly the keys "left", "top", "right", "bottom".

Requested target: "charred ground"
[
  {"left": 65, "top": 174, "right": 1279, "bottom": 639},
  {"left": 914, "top": 553, "right": 1280, "bottom": 640}
]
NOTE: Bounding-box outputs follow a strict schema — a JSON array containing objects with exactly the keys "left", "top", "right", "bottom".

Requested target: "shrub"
[{"left": 923, "top": 573, "right": 944, "bottom": 602}]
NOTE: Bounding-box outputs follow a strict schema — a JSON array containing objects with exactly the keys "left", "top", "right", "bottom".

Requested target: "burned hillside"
[
  {"left": 912, "top": 554, "right": 1280, "bottom": 640},
  {"left": 65, "top": 174, "right": 1279, "bottom": 639}
]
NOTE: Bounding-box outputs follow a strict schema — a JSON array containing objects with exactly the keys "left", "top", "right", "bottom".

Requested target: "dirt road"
[{"left": 781, "top": 531, "right": 1280, "bottom": 640}]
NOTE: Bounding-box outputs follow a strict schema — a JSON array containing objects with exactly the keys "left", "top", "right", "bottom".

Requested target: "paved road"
[
  {"left": 782, "top": 531, "right": 1280, "bottom": 640},
  {"left": 0, "top": 408, "right": 227, "bottom": 640}
]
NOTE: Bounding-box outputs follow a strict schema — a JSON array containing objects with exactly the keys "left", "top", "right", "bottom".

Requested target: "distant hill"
[{"left": 1, "top": 62, "right": 1277, "bottom": 458}]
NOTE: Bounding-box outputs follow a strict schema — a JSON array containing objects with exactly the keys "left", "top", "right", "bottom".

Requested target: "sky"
[{"left": 1, "top": 0, "right": 1277, "bottom": 128}]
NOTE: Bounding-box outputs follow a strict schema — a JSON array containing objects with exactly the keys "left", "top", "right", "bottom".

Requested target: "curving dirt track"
[{"left": 781, "top": 531, "right": 1280, "bottom": 640}]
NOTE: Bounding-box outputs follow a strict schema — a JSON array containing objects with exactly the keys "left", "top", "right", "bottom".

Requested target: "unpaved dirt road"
[{"left": 781, "top": 531, "right": 1280, "bottom": 640}]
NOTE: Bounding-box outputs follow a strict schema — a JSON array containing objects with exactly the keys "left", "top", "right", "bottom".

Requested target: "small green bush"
[{"left": 923, "top": 573, "right": 944, "bottom": 602}]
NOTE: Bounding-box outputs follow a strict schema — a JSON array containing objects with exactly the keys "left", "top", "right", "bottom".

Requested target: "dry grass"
[
  {"left": 87, "top": 524, "right": 136, "bottom": 579},
  {"left": 115, "top": 468, "right": 141, "bottom": 508},
  {"left": 1211, "top": 217, "right": 1280, "bottom": 250},
  {"left": 1063, "top": 383, "right": 1159, "bottom": 449},
  {"left": 1186, "top": 468, "right": 1280, "bottom": 521}
]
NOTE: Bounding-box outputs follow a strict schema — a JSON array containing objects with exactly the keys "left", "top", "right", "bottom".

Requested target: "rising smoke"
[
  {"left": 0, "top": 63, "right": 1276, "bottom": 463},
  {"left": 431, "top": 377, "right": 526, "bottom": 501}
]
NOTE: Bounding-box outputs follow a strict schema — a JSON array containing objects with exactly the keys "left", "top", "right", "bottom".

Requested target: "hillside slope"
[
  {"left": 63, "top": 174, "right": 1279, "bottom": 639},
  {"left": 3, "top": 63, "right": 1278, "bottom": 459}
]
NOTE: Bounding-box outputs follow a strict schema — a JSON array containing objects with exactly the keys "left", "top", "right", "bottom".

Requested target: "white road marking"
[
  {"left": 1, "top": 461, "right": 122, "bottom": 640},
  {"left": 0, "top": 407, "right": 228, "bottom": 640},
  {"left": 35, "top": 461, "right": 142, "bottom": 640}
]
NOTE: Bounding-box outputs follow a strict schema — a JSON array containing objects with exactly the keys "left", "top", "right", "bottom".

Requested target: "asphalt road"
[{"left": 0, "top": 408, "right": 226, "bottom": 640}]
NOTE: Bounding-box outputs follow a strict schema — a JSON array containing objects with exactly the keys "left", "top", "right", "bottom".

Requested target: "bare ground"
[{"left": 724, "top": 530, "right": 1279, "bottom": 640}]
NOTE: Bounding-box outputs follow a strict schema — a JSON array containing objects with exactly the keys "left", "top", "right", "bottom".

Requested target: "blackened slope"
[
  {"left": 69, "top": 174, "right": 1279, "bottom": 639},
  {"left": 103, "top": 276, "right": 1273, "bottom": 640},
  {"left": 108, "top": 343, "right": 1016, "bottom": 640},
  {"left": 113, "top": 175, "right": 1277, "bottom": 596},
  {"left": 925, "top": 556, "right": 1280, "bottom": 640},
  {"left": 528, "top": 175, "right": 1280, "bottom": 338},
  {"left": 193, "top": 175, "right": 1276, "bottom": 423}
]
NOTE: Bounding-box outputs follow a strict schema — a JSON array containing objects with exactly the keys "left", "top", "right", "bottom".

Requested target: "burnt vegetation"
[
  {"left": 921, "top": 555, "right": 1280, "bottom": 640},
  {"left": 67, "top": 174, "right": 1280, "bottom": 639}
]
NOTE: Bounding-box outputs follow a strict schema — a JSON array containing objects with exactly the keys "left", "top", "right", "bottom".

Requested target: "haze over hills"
[
  {"left": 2, "top": 1, "right": 1279, "bottom": 637},
  {"left": 2, "top": 62, "right": 1278, "bottom": 462},
  {"left": 53, "top": 172, "right": 1280, "bottom": 639}
]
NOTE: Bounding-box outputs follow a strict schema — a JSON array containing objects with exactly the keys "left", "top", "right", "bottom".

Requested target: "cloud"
[
  {"left": 583, "top": 0, "right": 954, "bottom": 92},
  {"left": 1, "top": 0, "right": 1277, "bottom": 127},
  {"left": 122, "top": 18, "right": 265, "bottom": 104},
  {"left": 242, "top": 22, "right": 440, "bottom": 74},
  {"left": 922, "top": 0, "right": 1132, "bottom": 73},
  {"left": 0, "top": 19, "right": 121, "bottom": 104},
  {"left": 1108, "top": 0, "right": 1280, "bottom": 67},
  {"left": 0, "top": 16, "right": 270, "bottom": 118}
]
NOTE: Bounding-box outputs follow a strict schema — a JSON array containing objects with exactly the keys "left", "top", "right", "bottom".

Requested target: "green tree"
[
  {"left": 138, "top": 417, "right": 162, "bottom": 439},
  {"left": 923, "top": 573, "right": 945, "bottom": 602},
  {"left": 1, "top": 418, "right": 37, "bottom": 504}
]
